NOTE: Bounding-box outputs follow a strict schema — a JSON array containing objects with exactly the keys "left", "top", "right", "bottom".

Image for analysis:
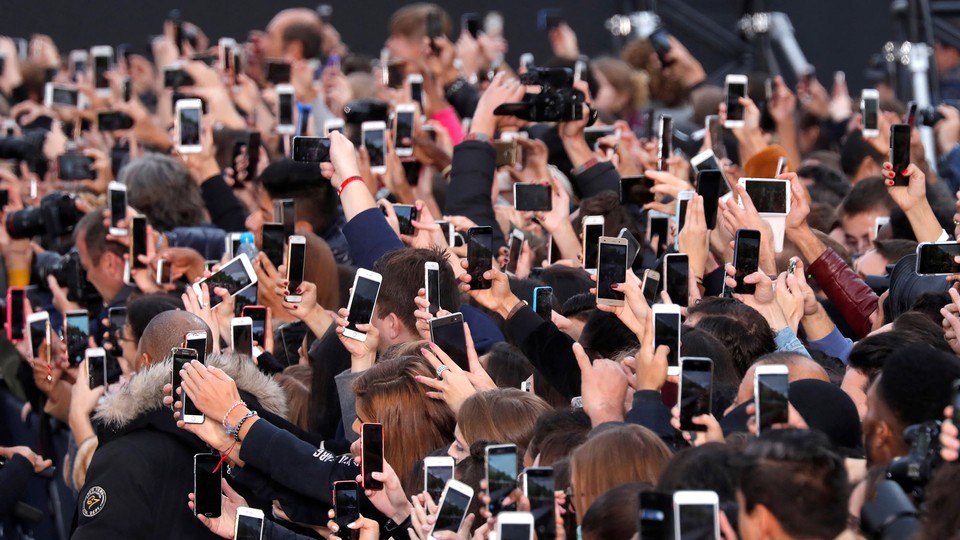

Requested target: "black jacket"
[
  {"left": 445, "top": 140, "right": 506, "bottom": 250},
  {"left": 503, "top": 305, "right": 580, "bottom": 399}
]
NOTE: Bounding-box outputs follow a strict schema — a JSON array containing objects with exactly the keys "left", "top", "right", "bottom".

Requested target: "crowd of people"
[{"left": 4, "top": 3, "right": 960, "bottom": 539}]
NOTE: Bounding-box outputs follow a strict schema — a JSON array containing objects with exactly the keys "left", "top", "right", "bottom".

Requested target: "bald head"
[
  {"left": 266, "top": 9, "right": 323, "bottom": 60},
  {"left": 736, "top": 353, "right": 830, "bottom": 405},
  {"left": 136, "top": 311, "right": 211, "bottom": 370}
]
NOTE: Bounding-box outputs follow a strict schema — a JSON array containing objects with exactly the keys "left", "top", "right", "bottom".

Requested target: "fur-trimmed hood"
[{"left": 95, "top": 352, "right": 288, "bottom": 430}]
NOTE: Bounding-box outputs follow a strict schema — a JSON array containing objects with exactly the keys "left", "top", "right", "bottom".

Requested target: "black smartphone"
[
  {"left": 395, "top": 107, "right": 416, "bottom": 156},
  {"left": 653, "top": 307, "right": 681, "bottom": 368},
  {"left": 467, "top": 227, "right": 493, "bottom": 290},
  {"left": 260, "top": 223, "right": 286, "bottom": 270},
  {"left": 7, "top": 288, "right": 25, "bottom": 341},
  {"left": 486, "top": 444, "right": 518, "bottom": 515},
  {"left": 725, "top": 77, "right": 747, "bottom": 124},
  {"left": 87, "top": 349, "right": 107, "bottom": 389},
  {"left": 524, "top": 467, "right": 555, "bottom": 540},
  {"left": 890, "top": 124, "right": 911, "bottom": 186},
  {"left": 333, "top": 481, "right": 361, "bottom": 538},
  {"left": 429, "top": 312, "right": 468, "bottom": 370},
  {"left": 185, "top": 331, "right": 207, "bottom": 365},
  {"left": 361, "top": 423, "right": 384, "bottom": 490},
  {"left": 129, "top": 216, "right": 147, "bottom": 269},
  {"left": 462, "top": 13, "right": 481, "bottom": 38},
  {"left": 597, "top": 238, "right": 627, "bottom": 304},
  {"left": 733, "top": 229, "right": 761, "bottom": 294},
  {"left": 638, "top": 491, "right": 674, "bottom": 540},
  {"left": 657, "top": 115, "right": 672, "bottom": 171},
  {"left": 537, "top": 8, "right": 564, "bottom": 32},
  {"left": 663, "top": 254, "right": 690, "bottom": 308},
  {"left": 291, "top": 136, "right": 331, "bottom": 162},
  {"left": 97, "top": 111, "right": 133, "bottom": 132},
  {"left": 109, "top": 184, "right": 127, "bottom": 234},
  {"left": 581, "top": 218, "right": 604, "bottom": 273},
  {"left": 172, "top": 346, "right": 198, "bottom": 411},
  {"left": 65, "top": 310, "right": 90, "bottom": 366},
  {"left": 679, "top": 357, "right": 713, "bottom": 431},
  {"left": 620, "top": 175, "right": 655, "bottom": 206},
  {"left": 246, "top": 131, "right": 261, "bottom": 180},
  {"left": 194, "top": 453, "right": 222, "bottom": 517},
  {"left": 648, "top": 214, "right": 670, "bottom": 258},
  {"left": 696, "top": 171, "right": 723, "bottom": 230},
  {"left": 58, "top": 154, "right": 94, "bottom": 180},
  {"left": 163, "top": 67, "right": 194, "bottom": 88},
  {"left": 107, "top": 306, "right": 126, "bottom": 350},
  {"left": 0, "top": 188, "right": 8, "bottom": 208},
  {"left": 649, "top": 27, "right": 672, "bottom": 65},
  {"left": 513, "top": 183, "right": 552, "bottom": 212},
  {"left": 506, "top": 231, "right": 523, "bottom": 276},
  {"left": 755, "top": 366, "right": 790, "bottom": 432},
  {"left": 533, "top": 286, "right": 553, "bottom": 321},
  {"left": 242, "top": 306, "right": 268, "bottom": 346},
  {"left": 265, "top": 60, "right": 291, "bottom": 84},
  {"left": 618, "top": 228, "right": 641, "bottom": 267},
  {"left": 677, "top": 197, "right": 690, "bottom": 234},
  {"left": 915, "top": 242, "right": 960, "bottom": 275},
  {"left": 394, "top": 204, "right": 419, "bottom": 236},
  {"left": 345, "top": 271, "right": 382, "bottom": 340}
]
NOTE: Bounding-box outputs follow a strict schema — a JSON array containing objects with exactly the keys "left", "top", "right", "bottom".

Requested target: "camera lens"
[{"left": 5, "top": 207, "right": 44, "bottom": 240}]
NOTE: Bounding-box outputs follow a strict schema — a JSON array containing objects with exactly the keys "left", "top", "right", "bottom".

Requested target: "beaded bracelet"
[
  {"left": 222, "top": 400, "right": 247, "bottom": 434},
  {"left": 232, "top": 410, "right": 259, "bottom": 442}
]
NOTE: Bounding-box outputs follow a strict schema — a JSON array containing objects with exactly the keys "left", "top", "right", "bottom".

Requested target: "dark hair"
[
  {"left": 581, "top": 483, "right": 650, "bottom": 540},
  {"left": 873, "top": 239, "right": 918, "bottom": 265},
  {"left": 75, "top": 209, "right": 126, "bottom": 261},
  {"left": 837, "top": 177, "right": 895, "bottom": 219},
  {"left": 908, "top": 292, "right": 953, "bottom": 329},
  {"left": 796, "top": 164, "right": 850, "bottom": 202},
  {"left": 891, "top": 311, "right": 950, "bottom": 353},
  {"left": 118, "top": 154, "right": 206, "bottom": 230},
  {"left": 680, "top": 327, "right": 739, "bottom": 386},
  {"left": 806, "top": 202, "right": 841, "bottom": 234},
  {"left": 658, "top": 443, "right": 743, "bottom": 505},
  {"left": 528, "top": 408, "right": 592, "bottom": 463},
  {"left": 918, "top": 461, "right": 960, "bottom": 540},
  {"left": 839, "top": 131, "right": 884, "bottom": 177},
  {"left": 739, "top": 430, "right": 848, "bottom": 539},
  {"left": 687, "top": 300, "right": 776, "bottom": 378},
  {"left": 125, "top": 293, "right": 183, "bottom": 343},
  {"left": 573, "top": 191, "right": 642, "bottom": 243},
  {"left": 579, "top": 310, "right": 639, "bottom": 360},
  {"left": 539, "top": 265, "right": 594, "bottom": 306},
  {"left": 388, "top": 3, "right": 452, "bottom": 40},
  {"left": 483, "top": 343, "right": 534, "bottom": 390},
  {"left": 561, "top": 292, "right": 596, "bottom": 320},
  {"left": 876, "top": 344, "right": 960, "bottom": 429},
  {"left": 847, "top": 331, "right": 914, "bottom": 385},
  {"left": 373, "top": 248, "right": 458, "bottom": 334},
  {"left": 259, "top": 159, "right": 338, "bottom": 236},
  {"left": 508, "top": 277, "right": 548, "bottom": 307},
  {"left": 282, "top": 21, "right": 324, "bottom": 60}
]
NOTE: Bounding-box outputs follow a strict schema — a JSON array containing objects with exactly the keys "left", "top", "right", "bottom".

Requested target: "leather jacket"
[{"left": 808, "top": 248, "right": 878, "bottom": 339}]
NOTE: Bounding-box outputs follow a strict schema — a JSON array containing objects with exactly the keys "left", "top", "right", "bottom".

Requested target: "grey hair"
[{"left": 118, "top": 153, "right": 206, "bottom": 231}]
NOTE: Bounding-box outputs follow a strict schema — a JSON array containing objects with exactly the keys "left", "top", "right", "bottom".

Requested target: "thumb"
[{"left": 572, "top": 343, "right": 591, "bottom": 372}]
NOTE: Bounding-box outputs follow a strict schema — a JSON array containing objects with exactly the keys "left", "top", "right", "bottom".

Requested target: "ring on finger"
[{"left": 436, "top": 364, "right": 449, "bottom": 379}]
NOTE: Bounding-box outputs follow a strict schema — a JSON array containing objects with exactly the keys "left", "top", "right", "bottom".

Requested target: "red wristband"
[{"left": 338, "top": 175, "right": 364, "bottom": 196}]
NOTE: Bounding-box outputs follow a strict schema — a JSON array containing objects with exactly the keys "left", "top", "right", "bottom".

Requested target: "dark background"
[{"left": 0, "top": 0, "right": 893, "bottom": 91}]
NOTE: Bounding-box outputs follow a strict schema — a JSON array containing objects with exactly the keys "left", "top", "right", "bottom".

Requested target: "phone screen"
[
  {"left": 679, "top": 360, "right": 712, "bottom": 431},
  {"left": 500, "top": 524, "right": 533, "bottom": 540},
  {"left": 506, "top": 235, "right": 523, "bottom": 275},
  {"left": 514, "top": 183, "right": 552, "bottom": 211},
  {"left": 430, "top": 315, "right": 468, "bottom": 369},
  {"left": 693, "top": 153, "right": 722, "bottom": 174},
  {"left": 278, "top": 92, "right": 294, "bottom": 126},
  {"left": 396, "top": 111, "right": 415, "bottom": 151},
  {"left": 664, "top": 256, "right": 687, "bottom": 307},
  {"left": 696, "top": 171, "right": 723, "bottom": 230},
  {"left": 203, "top": 257, "right": 255, "bottom": 307},
  {"left": 526, "top": 470, "right": 555, "bottom": 538},
  {"left": 29, "top": 317, "right": 48, "bottom": 359},
  {"left": 194, "top": 453, "right": 222, "bottom": 517},
  {"left": 597, "top": 242, "right": 627, "bottom": 301},
  {"left": 677, "top": 198, "right": 690, "bottom": 233},
  {"left": 243, "top": 308, "right": 267, "bottom": 345},
  {"left": 172, "top": 348, "right": 195, "bottom": 404},
  {"left": 621, "top": 176, "right": 654, "bottom": 206},
  {"left": 654, "top": 312, "right": 680, "bottom": 367},
  {"left": 286, "top": 241, "right": 306, "bottom": 292},
  {"left": 235, "top": 513, "right": 263, "bottom": 540},
  {"left": 891, "top": 124, "right": 911, "bottom": 186},
  {"left": 639, "top": 492, "right": 672, "bottom": 540},
  {"left": 128, "top": 215, "right": 147, "bottom": 269},
  {"left": 334, "top": 481, "right": 361, "bottom": 534},
  {"left": 434, "top": 488, "right": 471, "bottom": 533},
  {"left": 59, "top": 155, "right": 93, "bottom": 180},
  {"left": 93, "top": 54, "right": 109, "bottom": 88},
  {"left": 364, "top": 128, "right": 386, "bottom": 168},
  {"left": 362, "top": 423, "right": 384, "bottom": 489},
  {"left": 9, "top": 289, "right": 24, "bottom": 340},
  {"left": 743, "top": 181, "right": 787, "bottom": 213},
  {"left": 66, "top": 312, "right": 90, "bottom": 366},
  {"left": 426, "top": 266, "right": 442, "bottom": 316},
  {"left": 649, "top": 217, "right": 669, "bottom": 256},
  {"left": 179, "top": 106, "right": 201, "bottom": 147},
  {"left": 426, "top": 464, "right": 454, "bottom": 502},
  {"left": 347, "top": 276, "right": 381, "bottom": 333},
  {"left": 108, "top": 307, "right": 126, "bottom": 349},
  {"left": 52, "top": 86, "right": 78, "bottom": 107},
  {"left": 110, "top": 188, "right": 127, "bottom": 229},
  {"left": 292, "top": 137, "right": 331, "bottom": 162},
  {"left": 534, "top": 287, "right": 553, "bottom": 320},
  {"left": 487, "top": 446, "right": 518, "bottom": 514},
  {"left": 726, "top": 81, "right": 746, "bottom": 121},
  {"left": 261, "top": 224, "right": 286, "bottom": 269},
  {"left": 734, "top": 230, "right": 761, "bottom": 294},
  {"left": 185, "top": 334, "right": 207, "bottom": 365},
  {"left": 917, "top": 243, "right": 960, "bottom": 275},
  {"left": 233, "top": 322, "right": 253, "bottom": 358},
  {"left": 658, "top": 116, "right": 673, "bottom": 169},
  {"left": 642, "top": 272, "right": 660, "bottom": 303},
  {"left": 757, "top": 372, "right": 790, "bottom": 430},
  {"left": 394, "top": 205, "right": 418, "bottom": 236},
  {"left": 88, "top": 353, "right": 106, "bottom": 388},
  {"left": 582, "top": 222, "right": 604, "bottom": 271},
  {"left": 678, "top": 504, "right": 717, "bottom": 540},
  {"left": 468, "top": 227, "right": 493, "bottom": 289},
  {"left": 411, "top": 80, "right": 424, "bottom": 105},
  {"left": 863, "top": 96, "right": 879, "bottom": 131}
]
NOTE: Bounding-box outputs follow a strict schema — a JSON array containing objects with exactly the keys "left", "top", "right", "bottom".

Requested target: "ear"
[
  {"left": 754, "top": 503, "right": 784, "bottom": 539},
  {"left": 384, "top": 312, "right": 405, "bottom": 342}
]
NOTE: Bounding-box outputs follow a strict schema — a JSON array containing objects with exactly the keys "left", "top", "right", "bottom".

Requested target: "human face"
[
  {"left": 840, "top": 210, "right": 884, "bottom": 258},
  {"left": 447, "top": 424, "right": 468, "bottom": 462},
  {"left": 119, "top": 323, "right": 138, "bottom": 367},
  {"left": 840, "top": 367, "right": 869, "bottom": 420},
  {"left": 76, "top": 235, "right": 122, "bottom": 303},
  {"left": 592, "top": 70, "right": 625, "bottom": 115},
  {"left": 385, "top": 34, "right": 425, "bottom": 65}
]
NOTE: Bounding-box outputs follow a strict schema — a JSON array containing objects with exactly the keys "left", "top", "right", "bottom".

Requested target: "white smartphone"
[
  {"left": 424, "top": 261, "right": 442, "bottom": 316},
  {"left": 690, "top": 149, "right": 722, "bottom": 174},
  {"left": 581, "top": 215, "right": 605, "bottom": 275},
  {"left": 91, "top": 45, "right": 113, "bottom": 96},
  {"left": 861, "top": 89, "right": 880, "bottom": 138},
  {"left": 343, "top": 268, "right": 383, "bottom": 342},
  {"left": 362, "top": 121, "right": 387, "bottom": 175},
  {"left": 69, "top": 49, "right": 89, "bottom": 76},
  {"left": 754, "top": 364, "right": 790, "bottom": 433},
  {"left": 407, "top": 73, "right": 424, "bottom": 106},
  {"left": 724, "top": 74, "right": 748, "bottom": 128},
  {"left": 675, "top": 190, "right": 695, "bottom": 234},
  {"left": 108, "top": 181, "right": 128, "bottom": 236},
  {"left": 596, "top": 236, "right": 628, "bottom": 307},
  {"left": 496, "top": 512, "right": 535, "bottom": 540},
  {"left": 156, "top": 259, "right": 172, "bottom": 286},
  {"left": 423, "top": 456, "right": 455, "bottom": 502},
  {"left": 873, "top": 216, "right": 889, "bottom": 241},
  {"left": 218, "top": 37, "right": 237, "bottom": 70},
  {"left": 26, "top": 311, "right": 51, "bottom": 361},
  {"left": 226, "top": 232, "right": 242, "bottom": 259},
  {"left": 737, "top": 178, "right": 790, "bottom": 215},
  {"left": 429, "top": 479, "right": 475, "bottom": 540},
  {"left": 234, "top": 507, "right": 264, "bottom": 540},
  {"left": 192, "top": 253, "right": 259, "bottom": 309},
  {"left": 323, "top": 118, "right": 345, "bottom": 136},
  {"left": 174, "top": 98, "right": 203, "bottom": 154},
  {"left": 231, "top": 317, "right": 254, "bottom": 358},
  {"left": 652, "top": 304, "right": 682, "bottom": 377},
  {"left": 85, "top": 347, "right": 108, "bottom": 389},
  {"left": 276, "top": 84, "right": 295, "bottom": 135},
  {"left": 284, "top": 235, "right": 307, "bottom": 303},
  {"left": 394, "top": 103, "right": 416, "bottom": 158},
  {"left": 672, "top": 490, "right": 719, "bottom": 540},
  {"left": 44, "top": 82, "right": 79, "bottom": 108}
]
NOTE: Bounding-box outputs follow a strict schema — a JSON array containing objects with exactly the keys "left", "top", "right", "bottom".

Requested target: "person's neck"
[{"left": 101, "top": 282, "right": 126, "bottom": 306}]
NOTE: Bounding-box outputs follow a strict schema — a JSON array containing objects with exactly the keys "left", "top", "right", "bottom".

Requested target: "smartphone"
[
  {"left": 156, "top": 259, "right": 172, "bottom": 286},
  {"left": 107, "top": 181, "right": 128, "bottom": 236},
  {"left": 513, "top": 183, "right": 552, "bottom": 212},
  {"left": 277, "top": 84, "right": 295, "bottom": 135},
  {"left": 274, "top": 199, "right": 296, "bottom": 238},
  {"left": 265, "top": 59, "right": 291, "bottom": 84},
  {"left": 915, "top": 242, "right": 960, "bottom": 275},
  {"left": 284, "top": 236, "right": 307, "bottom": 302},
  {"left": 506, "top": 229, "right": 524, "bottom": 276},
  {"left": 706, "top": 115, "right": 727, "bottom": 160},
  {"left": 874, "top": 216, "right": 890, "bottom": 240},
  {"left": 696, "top": 171, "right": 723, "bottom": 230},
  {"left": 362, "top": 121, "right": 387, "bottom": 174},
  {"left": 673, "top": 491, "right": 719, "bottom": 540},
  {"left": 494, "top": 139, "right": 517, "bottom": 167},
  {"left": 690, "top": 149, "right": 721, "bottom": 175},
  {"left": 121, "top": 76, "right": 132, "bottom": 102},
  {"left": 523, "top": 467, "right": 555, "bottom": 540},
  {"left": 617, "top": 227, "right": 641, "bottom": 267},
  {"left": 65, "top": 310, "right": 90, "bottom": 367},
  {"left": 739, "top": 178, "right": 789, "bottom": 215},
  {"left": 407, "top": 74, "right": 425, "bottom": 107},
  {"left": 260, "top": 223, "right": 286, "bottom": 269},
  {"left": 641, "top": 270, "right": 661, "bottom": 304},
  {"left": 237, "top": 306, "right": 266, "bottom": 347},
  {"left": 584, "top": 125, "right": 615, "bottom": 150},
  {"left": 421, "top": 261, "right": 443, "bottom": 317},
  {"left": 424, "top": 456, "right": 455, "bottom": 502},
  {"left": 185, "top": 330, "right": 208, "bottom": 366},
  {"left": 678, "top": 357, "right": 713, "bottom": 432},
  {"left": 171, "top": 347, "right": 196, "bottom": 414},
  {"left": 194, "top": 453, "right": 222, "bottom": 517},
  {"left": 639, "top": 491, "right": 673, "bottom": 540},
  {"left": 496, "top": 512, "right": 534, "bottom": 540},
  {"left": 333, "top": 481, "right": 361, "bottom": 537},
  {"left": 663, "top": 253, "right": 690, "bottom": 308},
  {"left": 230, "top": 317, "right": 253, "bottom": 358},
  {"left": 724, "top": 74, "right": 748, "bottom": 128},
  {"left": 44, "top": 83, "right": 79, "bottom": 108},
  {"left": 733, "top": 229, "right": 761, "bottom": 294},
  {"left": 86, "top": 347, "right": 107, "bottom": 389},
  {"left": 596, "top": 237, "right": 628, "bottom": 307},
  {"left": 620, "top": 175, "right": 655, "bottom": 206},
  {"left": 361, "top": 423, "right": 384, "bottom": 490},
  {"left": 533, "top": 286, "right": 553, "bottom": 321},
  {"left": 429, "top": 312, "right": 468, "bottom": 370},
  {"left": 235, "top": 507, "right": 265, "bottom": 540},
  {"left": 128, "top": 215, "right": 147, "bottom": 269},
  {"left": 657, "top": 115, "right": 673, "bottom": 171},
  {"left": 393, "top": 204, "right": 418, "bottom": 236},
  {"left": 652, "top": 304, "right": 681, "bottom": 373},
  {"left": 174, "top": 98, "right": 203, "bottom": 154},
  {"left": 647, "top": 212, "right": 670, "bottom": 258},
  {"left": 485, "top": 444, "right": 518, "bottom": 515},
  {"left": 395, "top": 104, "right": 416, "bottom": 158},
  {"left": 226, "top": 232, "right": 242, "bottom": 259},
  {"left": 467, "top": 226, "right": 494, "bottom": 290},
  {"left": 861, "top": 89, "right": 880, "bottom": 138},
  {"left": 754, "top": 364, "right": 790, "bottom": 432},
  {"left": 581, "top": 216, "right": 605, "bottom": 275},
  {"left": 27, "top": 312, "right": 50, "bottom": 360},
  {"left": 107, "top": 306, "right": 126, "bottom": 350},
  {"left": 192, "top": 253, "right": 259, "bottom": 308},
  {"left": 344, "top": 269, "right": 383, "bottom": 341},
  {"left": 890, "top": 123, "right": 911, "bottom": 186},
  {"left": 58, "top": 153, "right": 94, "bottom": 180},
  {"left": 675, "top": 191, "right": 694, "bottom": 237},
  {"left": 291, "top": 136, "right": 331, "bottom": 162},
  {"left": 96, "top": 110, "right": 133, "bottom": 132},
  {"left": 430, "top": 480, "right": 474, "bottom": 539},
  {"left": 6, "top": 287, "right": 25, "bottom": 341}
]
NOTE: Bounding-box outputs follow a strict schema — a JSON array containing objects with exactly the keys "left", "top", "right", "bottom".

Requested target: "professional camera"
[
  {"left": 5, "top": 192, "right": 83, "bottom": 251},
  {"left": 494, "top": 67, "right": 596, "bottom": 124},
  {"left": 915, "top": 100, "right": 960, "bottom": 126},
  {"left": 860, "top": 480, "right": 920, "bottom": 540},
  {"left": 884, "top": 421, "right": 942, "bottom": 502},
  {"left": 34, "top": 248, "right": 102, "bottom": 310}
]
